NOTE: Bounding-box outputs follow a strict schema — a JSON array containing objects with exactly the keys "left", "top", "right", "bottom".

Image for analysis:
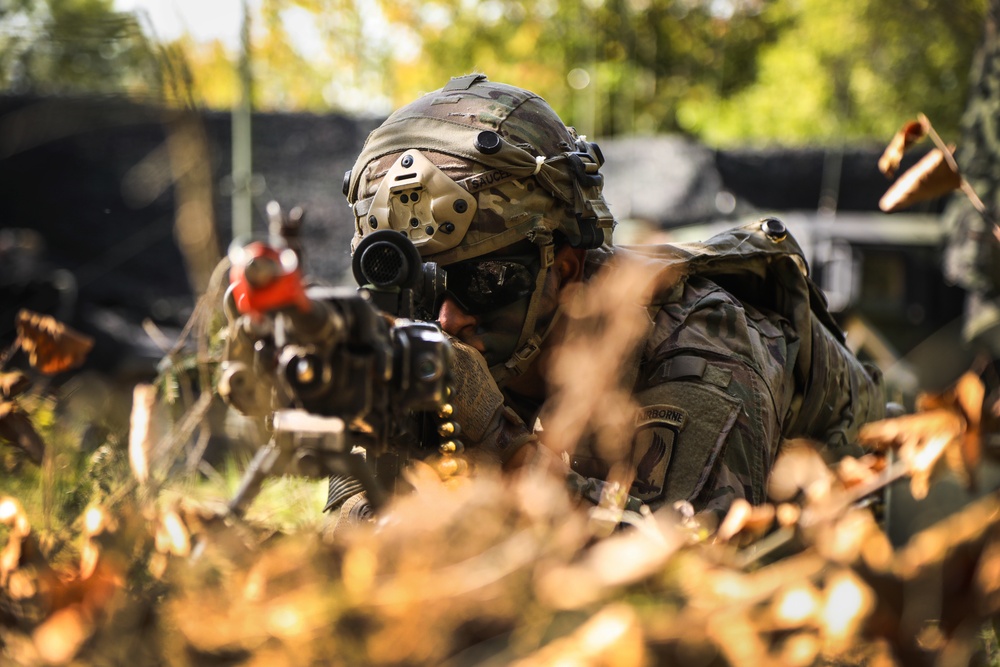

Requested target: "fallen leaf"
[
  {"left": 820, "top": 570, "right": 873, "bottom": 650},
  {"left": 954, "top": 372, "right": 985, "bottom": 485},
  {"left": 769, "top": 439, "right": 834, "bottom": 503},
  {"left": 882, "top": 372, "right": 985, "bottom": 493},
  {"left": 128, "top": 384, "right": 157, "bottom": 484},
  {"left": 157, "top": 507, "right": 192, "bottom": 557},
  {"left": 83, "top": 506, "right": 115, "bottom": 538},
  {"left": 835, "top": 455, "right": 886, "bottom": 490},
  {"left": 717, "top": 498, "right": 753, "bottom": 542},
  {"left": 776, "top": 632, "right": 821, "bottom": 667},
  {"left": 776, "top": 503, "right": 801, "bottom": 527},
  {"left": 771, "top": 582, "right": 821, "bottom": 628},
  {"left": 79, "top": 540, "right": 100, "bottom": 580},
  {"left": 861, "top": 409, "right": 964, "bottom": 499},
  {"left": 878, "top": 119, "right": 926, "bottom": 178},
  {"left": 510, "top": 604, "right": 646, "bottom": 667},
  {"left": 15, "top": 309, "right": 94, "bottom": 375},
  {"left": 0, "top": 401, "right": 45, "bottom": 464},
  {"left": 879, "top": 146, "right": 961, "bottom": 212},
  {"left": 716, "top": 500, "right": 775, "bottom": 545},
  {"left": 0, "top": 371, "right": 30, "bottom": 399},
  {"left": 953, "top": 371, "right": 985, "bottom": 428},
  {"left": 0, "top": 497, "right": 30, "bottom": 534},
  {"left": 32, "top": 605, "right": 91, "bottom": 664}
]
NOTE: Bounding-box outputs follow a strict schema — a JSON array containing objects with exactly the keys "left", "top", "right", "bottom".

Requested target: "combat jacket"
[{"left": 552, "top": 219, "right": 885, "bottom": 514}]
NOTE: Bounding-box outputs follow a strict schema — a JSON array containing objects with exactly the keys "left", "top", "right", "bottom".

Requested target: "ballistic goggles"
[{"left": 440, "top": 252, "right": 540, "bottom": 316}]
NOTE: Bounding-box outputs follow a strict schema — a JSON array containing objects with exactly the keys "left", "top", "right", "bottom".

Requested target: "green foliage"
[
  {"left": 0, "top": 0, "right": 989, "bottom": 143},
  {"left": 681, "top": 0, "right": 987, "bottom": 144},
  {"left": 228, "top": 0, "right": 986, "bottom": 144},
  {"left": 379, "top": 0, "right": 782, "bottom": 138},
  {"left": 1, "top": 392, "right": 102, "bottom": 530},
  {"left": 0, "top": 0, "right": 189, "bottom": 102}
]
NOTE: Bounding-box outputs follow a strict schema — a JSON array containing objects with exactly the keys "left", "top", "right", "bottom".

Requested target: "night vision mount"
[{"left": 352, "top": 229, "right": 446, "bottom": 321}]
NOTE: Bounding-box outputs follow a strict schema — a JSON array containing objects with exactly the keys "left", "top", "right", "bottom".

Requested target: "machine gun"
[{"left": 217, "top": 205, "right": 455, "bottom": 518}]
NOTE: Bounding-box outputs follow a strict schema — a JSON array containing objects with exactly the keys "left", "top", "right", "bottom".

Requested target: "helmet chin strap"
[{"left": 489, "top": 242, "right": 560, "bottom": 387}]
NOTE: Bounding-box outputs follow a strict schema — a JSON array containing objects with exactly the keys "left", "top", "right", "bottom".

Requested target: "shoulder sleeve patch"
[
  {"left": 629, "top": 382, "right": 742, "bottom": 508},
  {"left": 631, "top": 425, "right": 675, "bottom": 501}
]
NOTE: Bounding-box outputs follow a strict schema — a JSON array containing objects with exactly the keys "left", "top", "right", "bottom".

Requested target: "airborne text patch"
[{"left": 636, "top": 405, "right": 687, "bottom": 431}]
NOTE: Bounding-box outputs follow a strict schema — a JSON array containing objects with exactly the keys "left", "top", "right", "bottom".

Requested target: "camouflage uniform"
[
  {"left": 344, "top": 74, "right": 885, "bottom": 516},
  {"left": 942, "top": 4, "right": 1000, "bottom": 358},
  {"left": 563, "top": 224, "right": 884, "bottom": 514}
]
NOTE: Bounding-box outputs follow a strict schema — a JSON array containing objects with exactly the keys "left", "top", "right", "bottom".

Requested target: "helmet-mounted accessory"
[
  {"left": 346, "top": 74, "right": 615, "bottom": 263},
  {"left": 344, "top": 74, "right": 615, "bottom": 385},
  {"left": 364, "top": 150, "right": 478, "bottom": 255}
]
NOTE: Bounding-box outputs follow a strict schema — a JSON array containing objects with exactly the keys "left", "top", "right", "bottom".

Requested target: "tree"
[
  {"left": 0, "top": 0, "right": 189, "bottom": 103},
  {"left": 680, "top": 0, "right": 986, "bottom": 144},
  {"left": 380, "top": 0, "right": 782, "bottom": 138},
  {"left": 4, "top": 0, "right": 987, "bottom": 146}
]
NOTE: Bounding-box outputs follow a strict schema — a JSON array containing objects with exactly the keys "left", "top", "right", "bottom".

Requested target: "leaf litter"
[{"left": 3, "top": 259, "right": 1000, "bottom": 666}]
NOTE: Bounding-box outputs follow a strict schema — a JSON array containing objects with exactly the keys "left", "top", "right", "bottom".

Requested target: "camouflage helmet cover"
[{"left": 345, "top": 74, "right": 614, "bottom": 265}]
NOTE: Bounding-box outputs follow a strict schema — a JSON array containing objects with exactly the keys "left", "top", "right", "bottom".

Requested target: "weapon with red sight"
[{"left": 217, "top": 205, "right": 453, "bottom": 518}]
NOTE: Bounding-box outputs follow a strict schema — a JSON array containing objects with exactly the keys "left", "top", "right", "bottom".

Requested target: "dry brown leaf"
[
  {"left": 876, "top": 372, "right": 985, "bottom": 494},
  {"left": 79, "top": 540, "right": 100, "bottom": 581},
  {"left": 717, "top": 498, "right": 753, "bottom": 542},
  {"left": 770, "top": 582, "right": 821, "bottom": 629},
  {"left": 878, "top": 119, "right": 926, "bottom": 178},
  {"left": 47, "top": 557, "right": 123, "bottom": 621},
  {"left": 32, "top": 605, "right": 91, "bottom": 664},
  {"left": 156, "top": 507, "right": 192, "bottom": 558},
  {"left": 861, "top": 403, "right": 962, "bottom": 441},
  {"left": 510, "top": 604, "right": 646, "bottom": 667},
  {"left": 128, "top": 384, "right": 157, "bottom": 484},
  {"left": 716, "top": 499, "right": 775, "bottom": 545},
  {"left": 775, "top": 632, "right": 821, "bottom": 667},
  {"left": 953, "top": 371, "right": 985, "bottom": 428},
  {"left": 834, "top": 454, "right": 886, "bottom": 490},
  {"left": 860, "top": 408, "right": 964, "bottom": 499},
  {"left": 0, "top": 371, "right": 30, "bottom": 400},
  {"left": 976, "top": 536, "right": 1000, "bottom": 615},
  {"left": 536, "top": 517, "right": 684, "bottom": 609},
  {"left": 706, "top": 609, "right": 774, "bottom": 667},
  {"left": 743, "top": 503, "right": 776, "bottom": 536},
  {"left": 7, "top": 567, "right": 38, "bottom": 600},
  {"left": 954, "top": 372, "right": 986, "bottom": 485},
  {"left": 776, "top": 503, "right": 801, "bottom": 527},
  {"left": 819, "top": 569, "right": 873, "bottom": 651},
  {"left": 879, "top": 146, "right": 961, "bottom": 212},
  {"left": 768, "top": 439, "right": 834, "bottom": 503},
  {"left": 0, "top": 400, "right": 45, "bottom": 465},
  {"left": 83, "top": 506, "right": 116, "bottom": 538},
  {"left": 0, "top": 497, "right": 30, "bottom": 534},
  {"left": 15, "top": 309, "right": 94, "bottom": 375},
  {"left": 814, "top": 508, "right": 888, "bottom": 567}
]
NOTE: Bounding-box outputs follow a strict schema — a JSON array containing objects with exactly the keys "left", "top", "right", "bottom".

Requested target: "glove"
[
  {"left": 321, "top": 492, "right": 374, "bottom": 542},
  {"left": 446, "top": 336, "right": 536, "bottom": 467}
]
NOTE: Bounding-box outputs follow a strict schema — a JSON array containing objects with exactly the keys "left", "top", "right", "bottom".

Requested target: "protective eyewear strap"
[{"left": 489, "top": 243, "right": 557, "bottom": 383}]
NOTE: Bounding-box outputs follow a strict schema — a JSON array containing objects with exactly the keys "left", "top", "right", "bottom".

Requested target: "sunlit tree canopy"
[{"left": 0, "top": 0, "right": 988, "bottom": 144}]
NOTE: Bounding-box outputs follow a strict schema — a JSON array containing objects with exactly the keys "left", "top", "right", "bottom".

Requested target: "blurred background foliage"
[{"left": 0, "top": 0, "right": 988, "bottom": 143}]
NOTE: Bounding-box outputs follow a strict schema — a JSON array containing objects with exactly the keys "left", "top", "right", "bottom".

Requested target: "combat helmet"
[{"left": 343, "top": 73, "right": 615, "bottom": 383}]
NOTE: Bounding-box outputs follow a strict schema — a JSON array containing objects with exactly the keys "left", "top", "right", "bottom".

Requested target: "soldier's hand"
[{"left": 446, "top": 336, "right": 536, "bottom": 467}]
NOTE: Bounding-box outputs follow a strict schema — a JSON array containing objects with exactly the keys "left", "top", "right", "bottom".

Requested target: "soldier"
[
  {"left": 340, "top": 74, "right": 884, "bottom": 519},
  {"left": 941, "top": 0, "right": 1000, "bottom": 448}
]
